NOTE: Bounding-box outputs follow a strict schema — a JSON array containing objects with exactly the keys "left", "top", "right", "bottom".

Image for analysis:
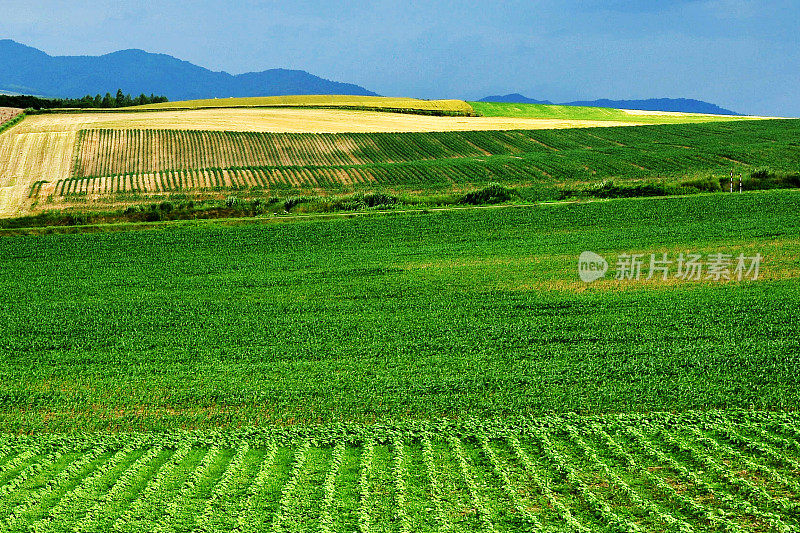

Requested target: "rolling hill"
[
  {"left": 0, "top": 39, "right": 378, "bottom": 100},
  {"left": 480, "top": 93, "right": 742, "bottom": 115},
  {"left": 479, "top": 93, "right": 554, "bottom": 105}
]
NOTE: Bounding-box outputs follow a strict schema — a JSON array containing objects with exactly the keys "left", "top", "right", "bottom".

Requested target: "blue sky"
[{"left": 2, "top": 0, "right": 798, "bottom": 115}]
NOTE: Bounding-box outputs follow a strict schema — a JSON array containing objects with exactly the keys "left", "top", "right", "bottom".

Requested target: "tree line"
[{"left": 0, "top": 90, "right": 168, "bottom": 110}]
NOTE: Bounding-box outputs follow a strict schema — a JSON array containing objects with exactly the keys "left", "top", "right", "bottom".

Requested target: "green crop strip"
[
  {"left": 0, "top": 412, "right": 796, "bottom": 532},
  {"left": 468, "top": 101, "right": 760, "bottom": 124}
]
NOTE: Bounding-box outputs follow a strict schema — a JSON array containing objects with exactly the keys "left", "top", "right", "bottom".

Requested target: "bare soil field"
[{"left": 0, "top": 107, "right": 23, "bottom": 126}]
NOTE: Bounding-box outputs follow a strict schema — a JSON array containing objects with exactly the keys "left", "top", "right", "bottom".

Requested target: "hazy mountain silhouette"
[
  {"left": 563, "top": 98, "right": 741, "bottom": 115},
  {"left": 480, "top": 93, "right": 742, "bottom": 115},
  {"left": 0, "top": 39, "right": 378, "bottom": 100},
  {"left": 479, "top": 93, "right": 554, "bottom": 105}
]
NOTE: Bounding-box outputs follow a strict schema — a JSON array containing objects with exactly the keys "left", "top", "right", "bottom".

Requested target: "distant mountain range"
[
  {"left": 1, "top": 39, "right": 745, "bottom": 115},
  {"left": 0, "top": 39, "right": 378, "bottom": 100},
  {"left": 479, "top": 94, "right": 742, "bottom": 115}
]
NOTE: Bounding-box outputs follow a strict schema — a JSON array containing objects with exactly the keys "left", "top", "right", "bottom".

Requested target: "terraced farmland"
[
  {"left": 57, "top": 119, "right": 800, "bottom": 197},
  {"left": 0, "top": 412, "right": 798, "bottom": 532}
]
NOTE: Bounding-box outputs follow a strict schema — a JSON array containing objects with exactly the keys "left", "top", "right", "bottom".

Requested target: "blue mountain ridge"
[{"left": 0, "top": 39, "right": 378, "bottom": 100}]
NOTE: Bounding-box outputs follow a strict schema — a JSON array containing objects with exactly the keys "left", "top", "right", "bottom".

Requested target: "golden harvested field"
[
  {"left": 0, "top": 107, "right": 657, "bottom": 216},
  {"left": 0, "top": 125, "right": 76, "bottom": 217},
  {"left": 15, "top": 108, "right": 654, "bottom": 134}
]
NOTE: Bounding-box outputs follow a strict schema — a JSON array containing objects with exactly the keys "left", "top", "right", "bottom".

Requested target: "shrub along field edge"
[{"left": 6, "top": 171, "right": 799, "bottom": 231}]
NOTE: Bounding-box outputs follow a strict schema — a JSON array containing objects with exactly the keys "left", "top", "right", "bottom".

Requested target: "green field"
[
  {"left": 1, "top": 191, "right": 798, "bottom": 431},
  {"left": 0, "top": 412, "right": 799, "bottom": 532},
  {"left": 3, "top": 113, "right": 800, "bottom": 529},
  {"left": 469, "top": 101, "right": 759, "bottom": 124}
]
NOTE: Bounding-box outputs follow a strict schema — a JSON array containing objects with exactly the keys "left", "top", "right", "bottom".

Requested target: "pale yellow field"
[
  {"left": 15, "top": 108, "right": 652, "bottom": 134},
  {"left": 0, "top": 125, "right": 76, "bottom": 217}
]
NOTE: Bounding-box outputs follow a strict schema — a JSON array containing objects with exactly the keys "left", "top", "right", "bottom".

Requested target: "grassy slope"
[
  {"left": 0, "top": 190, "right": 798, "bottom": 431},
  {"left": 470, "top": 100, "right": 761, "bottom": 124},
  {"left": 133, "top": 95, "right": 476, "bottom": 115}
]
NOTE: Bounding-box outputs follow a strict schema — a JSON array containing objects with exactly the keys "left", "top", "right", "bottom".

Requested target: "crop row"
[
  {"left": 0, "top": 413, "right": 798, "bottom": 532},
  {"left": 53, "top": 159, "right": 552, "bottom": 196}
]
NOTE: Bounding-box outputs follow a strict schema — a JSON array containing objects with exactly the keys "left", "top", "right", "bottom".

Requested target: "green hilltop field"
[{"left": 468, "top": 100, "right": 765, "bottom": 123}]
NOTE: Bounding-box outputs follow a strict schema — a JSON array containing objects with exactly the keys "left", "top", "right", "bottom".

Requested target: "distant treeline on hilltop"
[{"left": 0, "top": 90, "right": 168, "bottom": 110}]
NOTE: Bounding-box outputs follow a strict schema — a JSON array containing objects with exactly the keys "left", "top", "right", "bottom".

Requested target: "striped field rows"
[
  {"left": 0, "top": 412, "right": 798, "bottom": 532},
  {"left": 48, "top": 120, "right": 800, "bottom": 198},
  {"left": 72, "top": 123, "right": 770, "bottom": 178},
  {"left": 54, "top": 161, "right": 546, "bottom": 195}
]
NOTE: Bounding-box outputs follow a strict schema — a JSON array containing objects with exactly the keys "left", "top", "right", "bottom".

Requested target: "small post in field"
[
  {"left": 730, "top": 170, "right": 733, "bottom": 193},
  {"left": 739, "top": 173, "right": 742, "bottom": 193}
]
